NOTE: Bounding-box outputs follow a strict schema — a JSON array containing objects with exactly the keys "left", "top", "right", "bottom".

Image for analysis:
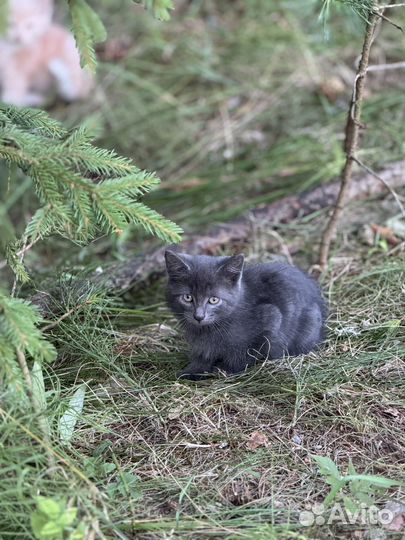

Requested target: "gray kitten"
[{"left": 165, "top": 251, "right": 327, "bottom": 380}]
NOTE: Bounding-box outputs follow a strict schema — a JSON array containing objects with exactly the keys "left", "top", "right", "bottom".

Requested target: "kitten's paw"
[{"left": 176, "top": 369, "right": 213, "bottom": 381}]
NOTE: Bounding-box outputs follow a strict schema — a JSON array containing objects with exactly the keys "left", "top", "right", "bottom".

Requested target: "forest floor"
[
  {"left": 3, "top": 193, "right": 404, "bottom": 540},
  {"left": 1, "top": 1, "right": 404, "bottom": 539}
]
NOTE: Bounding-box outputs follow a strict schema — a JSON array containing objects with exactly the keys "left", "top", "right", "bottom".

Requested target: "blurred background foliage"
[{"left": 1, "top": 0, "right": 403, "bottom": 280}]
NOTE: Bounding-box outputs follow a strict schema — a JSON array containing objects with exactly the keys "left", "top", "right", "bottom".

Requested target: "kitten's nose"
[{"left": 194, "top": 311, "right": 205, "bottom": 322}]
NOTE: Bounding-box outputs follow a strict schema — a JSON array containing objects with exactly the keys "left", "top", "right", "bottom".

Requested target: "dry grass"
[
  {"left": 25, "top": 194, "right": 402, "bottom": 539},
  {"left": 1, "top": 196, "right": 404, "bottom": 539}
]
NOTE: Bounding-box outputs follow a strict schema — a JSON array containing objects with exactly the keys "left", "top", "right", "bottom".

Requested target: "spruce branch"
[
  {"left": 318, "top": 5, "right": 379, "bottom": 270},
  {"left": 320, "top": 0, "right": 375, "bottom": 24},
  {"left": 0, "top": 106, "right": 67, "bottom": 138},
  {"left": 68, "top": 0, "right": 107, "bottom": 71},
  {"left": 66, "top": 0, "right": 174, "bottom": 71},
  {"left": 0, "top": 104, "right": 182, "bottom": 276},
  {"left": 0, "top": 293, "right": 57, "bottom": 363}
]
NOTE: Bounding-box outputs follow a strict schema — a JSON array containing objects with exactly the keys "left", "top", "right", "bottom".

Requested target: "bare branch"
[
  {"left": 352, "top": 157, "right": 405, "bottom": 218},
  {"left": 377, "top": 2, "right": 405, "bottom": 9},
  {"left": 374, "top": 9, "right": 404, "bottom": 31},
  {"left": 367, "top": 61, "right": 405, "bottom": 71},
  {"left": 319, "top": 7, "right": 379, "bottom": 270}
]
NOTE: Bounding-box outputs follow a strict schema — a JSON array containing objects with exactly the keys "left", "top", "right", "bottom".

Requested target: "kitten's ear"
[
  {"left": 165, "top": 250, "right": 191, "bottom": 279},
  {"left": 217, "top": 254, "right": 244, "bottom": 284}
]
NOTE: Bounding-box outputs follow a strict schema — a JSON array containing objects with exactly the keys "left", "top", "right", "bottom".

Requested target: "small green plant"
[
  {"left": 58, "top": 384, "right": 86, "bottom": 444},
  {"left": 313, "top": 455, "right": 401, "bottom": 511},
  {"left": 84, "top": 457, "right": 116, "bottom": 479},
  {"left": 107, "top": 471, "right": 143, "bottom": 500},
  {"left": 30, "top": 497, "right": 86, "bottom": 540}
]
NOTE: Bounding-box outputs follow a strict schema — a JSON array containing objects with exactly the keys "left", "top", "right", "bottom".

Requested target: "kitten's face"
[
  {"left": 7, "top": 0, "right": 53, "bottom": 47},
  {"left": 165, "top": 251, "right": 244, "bottom": 328}
]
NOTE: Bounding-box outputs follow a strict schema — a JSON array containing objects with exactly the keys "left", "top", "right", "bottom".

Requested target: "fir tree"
[{"left": 0, "top": 0, "right": 177, "bottom": 403}]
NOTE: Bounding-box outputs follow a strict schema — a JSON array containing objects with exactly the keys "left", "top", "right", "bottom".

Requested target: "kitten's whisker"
[{"left": 212, "top": 320, "right": 232, "bottom": 341}]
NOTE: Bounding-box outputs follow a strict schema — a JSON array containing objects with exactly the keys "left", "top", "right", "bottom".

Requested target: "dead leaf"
[
  {"left": 292, "top": 434, "right": 303, "bottom": 445},
  {"left": 168, "top": 406, "right": 182, "bottom": 420},
  {"left": 318, "top": 76, "right": 346, "bottom": 102},
  {"left": 246, "top": 430, "right": 269, "bottom": 450},
  {"left": 385, "top": 514, "right": 405, "bottom": 531},
  {"left": 371, "top": 223, "right": 401, "bottom": 246},
  {"left": 358, "top": 224, "right": 375, "bottom": 246},
  {"left": 382, "top": 501, "right": 405, "bottom": 532},
  {"left": 381, "top": 406, "right": 400, "bottom": 418}
]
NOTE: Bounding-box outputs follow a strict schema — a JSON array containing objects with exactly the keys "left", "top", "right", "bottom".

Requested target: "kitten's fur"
[
  {"left": 165, "top": 251, "right": 327, "bottom": 380},
  {"left": 0, "top": 0, "right": 93, "bottom": 107}
]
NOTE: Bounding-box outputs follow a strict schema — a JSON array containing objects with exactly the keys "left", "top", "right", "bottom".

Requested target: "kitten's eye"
[
  {"left": 209, "top": 296, "right": 220, "bottom": 304},
  {"left": 182, "top": 294, "right": 193, "bottom": 303}
]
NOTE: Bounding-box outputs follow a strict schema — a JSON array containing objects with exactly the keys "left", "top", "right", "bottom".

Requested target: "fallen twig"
[
  {"left": 30, "top": 160, "right": 403, "bottom": 316},
  {"left": 88, "top": 161, "right": 404, "bottom": 292}
]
